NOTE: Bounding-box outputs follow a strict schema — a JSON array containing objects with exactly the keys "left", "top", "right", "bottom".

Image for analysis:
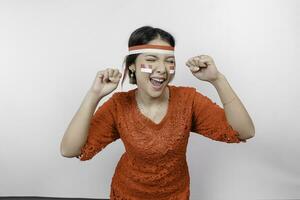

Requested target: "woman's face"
[{"left": 131, "top": 39, "right": 176, "bottom": 98}]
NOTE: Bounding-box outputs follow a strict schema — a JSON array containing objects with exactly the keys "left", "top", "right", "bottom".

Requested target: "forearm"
[
  {"left": 60, "top": 91, "right": 102, "bottom": 157},
  {"left": 210, "top": 72, "right": 255, "bottom": 139}
]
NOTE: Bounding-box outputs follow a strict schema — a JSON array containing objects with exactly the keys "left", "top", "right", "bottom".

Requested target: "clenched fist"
[
  {"left": 186, "top": 55, "right": 221, "bottom": 83},
  {"left": 89, "top": 68, "right": 122, "bottom": 98}
]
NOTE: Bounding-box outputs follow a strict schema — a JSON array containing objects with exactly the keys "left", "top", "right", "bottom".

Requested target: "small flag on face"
[
  {"left": 141, "top": 64, "right": 152, "bottom": 73},
  {"left": 169, "top": 65, "right": 175, "bottom": 74}
]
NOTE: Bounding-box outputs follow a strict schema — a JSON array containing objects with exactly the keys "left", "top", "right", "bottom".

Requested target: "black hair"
[{"left": 120, "top": 26, "right": 176, "bottom": 90}]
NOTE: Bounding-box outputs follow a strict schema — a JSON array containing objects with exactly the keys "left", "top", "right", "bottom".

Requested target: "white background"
[{"left": 0, "top": 0, "right": 299, "bottom": 199}]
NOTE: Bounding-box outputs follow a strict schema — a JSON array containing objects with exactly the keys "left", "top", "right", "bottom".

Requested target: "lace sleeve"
[
  {"left": 77, "top": 93, "right": 120, "bottom": 161},
  {"left": 191, "top": 91, "right": 246, "bottom": 143}
]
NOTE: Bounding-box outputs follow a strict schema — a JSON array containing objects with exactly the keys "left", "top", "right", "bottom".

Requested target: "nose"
[{"left": 154, "top": 61, "right": 167, "bottom": 74}]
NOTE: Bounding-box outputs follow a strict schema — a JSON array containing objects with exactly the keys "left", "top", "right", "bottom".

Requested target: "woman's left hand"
[{"left": 185, "top": 55, "right": 221, "bottom": 83}]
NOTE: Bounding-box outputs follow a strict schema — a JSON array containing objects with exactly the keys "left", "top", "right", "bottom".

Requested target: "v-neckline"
[{"left": 132, "top": 85, "right": 173, "bottom": 130}]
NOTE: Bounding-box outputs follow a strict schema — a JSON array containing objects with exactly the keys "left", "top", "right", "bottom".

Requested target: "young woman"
[{"left": 60, "top": 26, "right": 255, "bottom": 200}]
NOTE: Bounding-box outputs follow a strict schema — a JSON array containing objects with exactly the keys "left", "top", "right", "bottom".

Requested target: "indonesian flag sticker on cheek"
[
  {"left": 140, "top": 63, "right": 152, "bottom": 73},
  {"left": 140, "top": 63, "right": 175, "bottom": 74},
  {"left": 169, "top": 64, "right": 175, "bottom": 74}
]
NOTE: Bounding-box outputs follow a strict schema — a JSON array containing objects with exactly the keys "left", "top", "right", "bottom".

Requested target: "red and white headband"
[
  {"left": 128, "top": 44, "right": 175, "bottom": 74},
  {"left": 128, "top": 44, "right": 174, "bottom": 55}
]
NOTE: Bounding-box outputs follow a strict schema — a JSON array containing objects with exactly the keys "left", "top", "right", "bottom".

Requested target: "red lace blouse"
[{"left": 77, "top": 84, "right": 246, "bottom": 200}]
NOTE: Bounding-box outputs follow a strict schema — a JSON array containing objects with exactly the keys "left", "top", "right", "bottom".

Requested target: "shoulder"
[
  {"left": 169, "top": 85, "right": 203, "bottom": 108},
  {"left": 109, "top": 89, "right": 133, "bottom": 105},
  {"left": 170, "top": 84, "right": 198, "bottom": 98},
  {"left": 112, "top": 89, "right": 132, "bottom": 98},
  {"left": 170, "top": 85, "right": 209, "bottom": 106}
]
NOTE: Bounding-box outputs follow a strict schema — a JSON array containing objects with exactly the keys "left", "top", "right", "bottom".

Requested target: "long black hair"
[{"left": 121, "top": 26, "right": 176, "bottom": 90}]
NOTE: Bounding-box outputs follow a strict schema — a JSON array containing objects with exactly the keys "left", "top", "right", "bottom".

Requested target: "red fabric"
[{"left": 78, "top": 85, "right": 246, "bottom": 199}]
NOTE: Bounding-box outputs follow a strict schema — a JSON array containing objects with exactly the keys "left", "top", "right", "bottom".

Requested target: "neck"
[{"left": 136, "top": 86, "right": 169, "bottom": 107}]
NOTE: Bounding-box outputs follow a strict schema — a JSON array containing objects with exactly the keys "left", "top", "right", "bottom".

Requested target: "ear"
[{"left": 129, "top": 65, "right": 136, "bottom": 71}]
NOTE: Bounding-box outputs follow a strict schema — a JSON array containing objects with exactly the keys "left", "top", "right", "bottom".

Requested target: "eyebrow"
[{"left": 145, "top": 54, "right": 175, "bottom": 58}]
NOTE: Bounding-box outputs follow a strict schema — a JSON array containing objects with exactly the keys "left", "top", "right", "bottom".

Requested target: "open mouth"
[{"left": 149, "top": 77, "right": 166, "bottom": 89}]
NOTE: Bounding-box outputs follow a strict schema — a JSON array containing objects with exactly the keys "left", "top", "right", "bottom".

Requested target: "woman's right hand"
[{"left": 89, "top": 68, "right": 123, "bottom": 98}]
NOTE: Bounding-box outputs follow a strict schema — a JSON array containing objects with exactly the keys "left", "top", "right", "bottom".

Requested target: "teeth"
[{"left": 151, "top": 78, "right": 164, "bottom": 82}]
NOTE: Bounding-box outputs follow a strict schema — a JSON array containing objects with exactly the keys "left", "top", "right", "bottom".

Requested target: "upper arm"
[
  {"left": 78, "top": 94, "right": 120, "bottom": 161},
  {"left": 191, "top": 91, "right": 246, "bottom": 143}
]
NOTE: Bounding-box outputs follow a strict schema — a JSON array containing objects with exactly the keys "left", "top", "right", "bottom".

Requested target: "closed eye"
[{"left": 146, "top": 59, "right": 175, "bottom": 64}]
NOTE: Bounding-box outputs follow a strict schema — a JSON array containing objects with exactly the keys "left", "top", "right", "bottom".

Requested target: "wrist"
[
  {"left": 210, "top": 72, "right": 225, "bottom": 86},
  {"left": 86, "top": 90, "right": 103, "bottom": 103}
]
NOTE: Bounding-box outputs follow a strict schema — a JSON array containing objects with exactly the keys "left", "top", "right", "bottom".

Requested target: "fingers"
[
  {"left": 112, "top": 69, "right": 118, "bottom": 77},
  {"left": 186, "top": 60, "right": 200, "bottom": 72},
  {"left": 97, "top": 71, "right": 105, "bottom": 83},
  {"left": 112, "top": 69, "right": 122, "bottom": 80},
  {"left": 108, "top": 68, "right": 114, "bottom": 79},
  {"left": 186, "top": 55, "right": 210, "bottom": 72},
  {"left": 97, "top": 68, "right": 122, "bottom": 83},
  {"left": 191, "top": 56, "right": 207, "bottom": 67},
  {"left": 104, "top": 70, "right": 109, "bottom": 82}
]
